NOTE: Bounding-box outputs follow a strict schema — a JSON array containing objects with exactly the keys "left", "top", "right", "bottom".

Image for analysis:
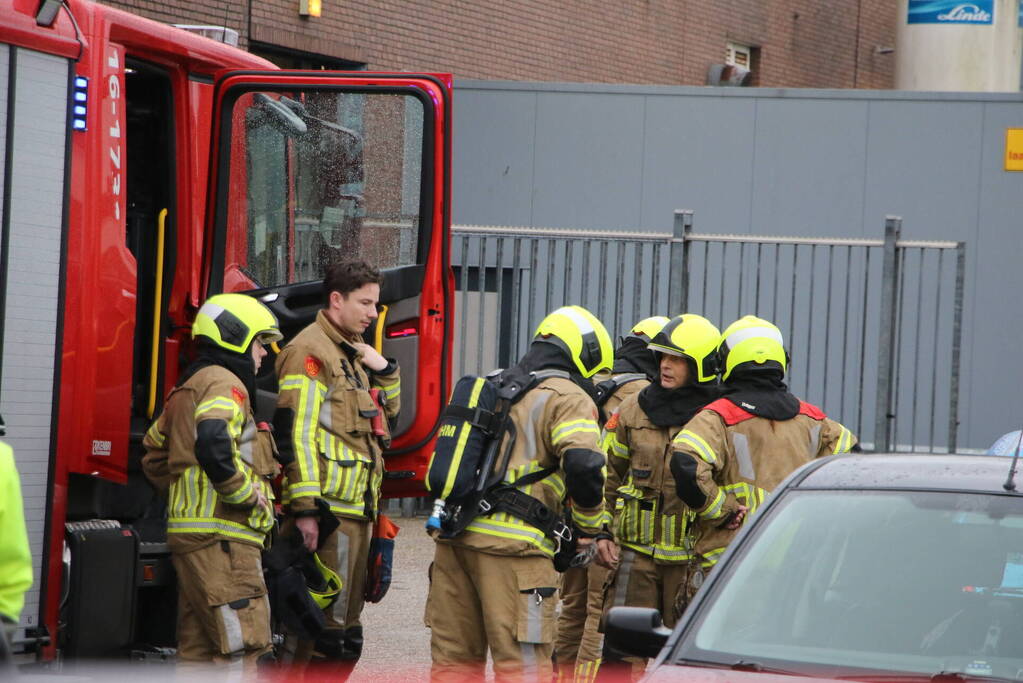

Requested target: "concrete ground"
[{"left": 351, "top": 515, "right": 436, "bottom": 681}]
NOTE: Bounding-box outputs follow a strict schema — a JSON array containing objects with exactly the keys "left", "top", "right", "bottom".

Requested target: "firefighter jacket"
[
  {"left": 604, "top": 393, "right": 694, "bottom": 564},
  {"left": 439, "top": 375, "right": 607, "bottom": 559},
  {"left": 142, "top": 366, "right": 278, "bottom": 553},
  {"left": 274, "top": 310, "right": 400, "bottom": 520},
  {"left": 0, "top": 441, "right": 32, "bottom": 624},
  {"left": 670, "top": 399, "right": 856, "bottom": 567},
  {"left": 600, "top": 376, "right": 649, "bottom": 505}
]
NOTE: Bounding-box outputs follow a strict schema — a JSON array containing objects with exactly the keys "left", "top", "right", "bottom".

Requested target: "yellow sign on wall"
[{"left": 1006, "top": 128, "right": 1023, "bottom": 171}]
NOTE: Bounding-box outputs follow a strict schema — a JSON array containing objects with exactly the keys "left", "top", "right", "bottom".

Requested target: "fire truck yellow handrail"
[
  {"left": 147, "top": 208, "right": 168, "bottom": 419},
  {"left": 374, "top": 304, "right": 389, "bottom": 353}
]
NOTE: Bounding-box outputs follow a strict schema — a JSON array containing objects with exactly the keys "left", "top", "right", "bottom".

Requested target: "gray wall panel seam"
[
  {"left": 637, "top": 95, "right": 648, "bottom": 229},
  {"left": 529, "top": 91, "right": 538, "bottom": 226},
  {"left": 860, "top": 100, "right": 871, "bottom": 237},
  {"left": 747, "top": 97, "right": 758, "bottom": 235}
]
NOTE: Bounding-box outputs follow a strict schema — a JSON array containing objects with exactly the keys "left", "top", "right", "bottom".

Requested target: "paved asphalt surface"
[{"left": 351, "top": 514, "right": 436, "bottom": 681}]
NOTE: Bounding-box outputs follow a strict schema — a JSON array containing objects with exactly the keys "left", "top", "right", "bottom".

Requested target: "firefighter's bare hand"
[
  {"left": 255, "top": 488, "right": 270, "bottom": 512},
  {"left": 352, "top": 342, "right": 388, "bottom": 372},
  {"left": 724, "top": 504, "right": 749, "bottom": 530},
  {"left": 296, "top": 515, "right": 319, "bottom": 551},
  {"left": 595, "top": 538, "right": 618, "bottom": 569}
]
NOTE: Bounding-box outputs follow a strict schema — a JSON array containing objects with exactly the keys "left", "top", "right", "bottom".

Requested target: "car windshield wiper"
[
  {"left": 836, "top": 672, "right": 1015, "bottom": 682},
  {"left": 731, "top": 659, "right": 807, "bottom": 676},
  {"left": 930, "top": 672, "right": 1015, "bottom": 682}
]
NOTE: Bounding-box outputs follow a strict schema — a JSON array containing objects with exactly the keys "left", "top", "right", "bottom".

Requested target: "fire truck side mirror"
[{"left": 253, "top": 93, "right": 308, "bottom": 137}]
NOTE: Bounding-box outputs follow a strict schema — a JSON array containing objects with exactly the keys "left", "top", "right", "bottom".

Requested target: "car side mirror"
[{"left": 605, "top": 606, "right": 672, "bottom": 659}]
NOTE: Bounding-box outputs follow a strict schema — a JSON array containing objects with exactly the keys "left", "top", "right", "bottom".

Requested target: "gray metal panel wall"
[
  {"left": 1, "top": 47, "right": 69, "bottom": 630},
  {"left": 453, "top": 80, "right": 1023, "bottom": 450}
]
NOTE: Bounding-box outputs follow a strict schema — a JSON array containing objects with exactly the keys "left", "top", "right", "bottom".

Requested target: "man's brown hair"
[{"left": 323, "top": 260, "right": 383, "bottom": 304}]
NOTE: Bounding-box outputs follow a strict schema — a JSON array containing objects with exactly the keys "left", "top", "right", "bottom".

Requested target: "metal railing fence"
[{"left": 450, "top": 211, "right": 965, "bottom": 453}]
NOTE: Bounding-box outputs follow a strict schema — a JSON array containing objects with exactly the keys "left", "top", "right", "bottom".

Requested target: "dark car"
[{"left": 607, "top": 454, "right": 1023, "bottom": 681}]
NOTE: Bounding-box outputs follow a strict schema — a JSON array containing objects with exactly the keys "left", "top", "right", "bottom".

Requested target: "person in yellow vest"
[
  {"left": 0, "top": 416, "right": 32, "bottom": 655},
  {"left": 599, "top": 314, "right": 722, "bottom": 681},
  {"left": 274, "top": 260, "right": 400, "bottom": 679},
  {"left": 556, "top": 315, "right": 668, "bottom": 682},
  {"left": 142, "top": 294, "right": 282, "bottom": 671},
  {"left": 427, "top": 305, "right": 616, "bottom": 682},
  {"left": 670, "top": 315, "right": 856, "bottom": 592}
]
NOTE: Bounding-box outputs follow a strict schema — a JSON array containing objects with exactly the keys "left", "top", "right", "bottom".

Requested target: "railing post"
[
  {"left": 669, "top": 210, "right": 693, "bottom": 315},
  {"left": 947, "top": 241, "right": 965, "bottom": 453},
  {"left": 874, "top": 216, "right": 902, "bottom": 452}
]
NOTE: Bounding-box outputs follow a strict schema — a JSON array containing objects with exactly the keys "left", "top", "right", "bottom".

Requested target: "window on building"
[
  {"left": 726, "top": 42, "right": 752, "bottom": 69},
  {"left": 725, "top": 41, "right": 760, "bottom": 86},
  {"left": 249, "top": 42, "right": 365, "bottom": 71}
]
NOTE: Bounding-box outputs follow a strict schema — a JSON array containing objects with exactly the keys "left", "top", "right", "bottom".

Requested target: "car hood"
[{"left": 645, "top": 665, "right": 842, "bottom": 682}]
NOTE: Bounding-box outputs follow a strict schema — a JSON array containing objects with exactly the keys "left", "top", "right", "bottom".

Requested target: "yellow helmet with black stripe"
[
  {"left": 717, "top": 315, "right": 787, "bottom": 381},
  {"left": 192, "top": 293, "right": 283, "bottom": 354},
  {"left": 627, "top": 316, "right": 670, "bottom": 344},
  {"left": 307, "top": 552, "right": 343, "bottom": 609},
  {"left": 534, "top": 305, "right": 613, "bottom": 378},
  {"left": 647, "top": 314, "right": 721, "bottom": 384}
]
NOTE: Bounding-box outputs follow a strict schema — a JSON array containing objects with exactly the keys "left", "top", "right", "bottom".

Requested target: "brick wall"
[{"left": 98, "top": 0, "right": 896, "bottom": 89}]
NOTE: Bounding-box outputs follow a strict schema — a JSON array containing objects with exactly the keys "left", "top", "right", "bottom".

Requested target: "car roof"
[{"left": 794, "top": 453, "right": 1021, "bottom": 494}]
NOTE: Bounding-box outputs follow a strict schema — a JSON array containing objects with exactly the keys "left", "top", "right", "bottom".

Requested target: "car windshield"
[{"left": 675, "top": 490, "right": 1023, "bottom": 679}]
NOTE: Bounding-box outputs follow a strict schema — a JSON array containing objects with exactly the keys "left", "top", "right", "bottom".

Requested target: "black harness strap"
[{"left": 477, "top": 466, "right": 572, "bottom": 541}]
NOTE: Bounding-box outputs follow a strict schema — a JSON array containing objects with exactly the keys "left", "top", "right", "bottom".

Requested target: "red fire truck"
[{"left": 0, "top": 0, "right": 452, "bottom": 661}]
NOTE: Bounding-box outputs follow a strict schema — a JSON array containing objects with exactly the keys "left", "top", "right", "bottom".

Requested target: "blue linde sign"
[{"left": 908, "top": 0, "right": 994, "bottom": 24}]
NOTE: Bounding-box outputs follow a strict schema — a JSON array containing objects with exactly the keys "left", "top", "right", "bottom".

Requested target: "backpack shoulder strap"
[{"left": 595, "top": 373, "right": 646, "bottom": 407}]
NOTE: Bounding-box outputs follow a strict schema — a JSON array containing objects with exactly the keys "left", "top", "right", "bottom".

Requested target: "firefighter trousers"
[
  {"left": 285, "top": 515, "right": 371, "bottom": 679},
  {"left": 172, "top": 541, "right": 272, "bottom": 670},
  {"left": 597, "top": 550, "right": 692, "bottom": 681},
  {"left": 555, "top": 562, "right": 610, "bottom": 682},
  {"left": 427, "top": 543, "right": 559, "bottom": 683}
]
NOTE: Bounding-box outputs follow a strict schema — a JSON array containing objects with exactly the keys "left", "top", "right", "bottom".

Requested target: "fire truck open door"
[{"left": 204, "top": 72, "right": 452, "bottom": 497}]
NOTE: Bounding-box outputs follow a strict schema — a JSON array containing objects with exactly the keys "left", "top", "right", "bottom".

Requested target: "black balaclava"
[
  {"left": 638, "top": 355, "right": 721, "bottom": 427},
  {"left": 511, "top": 340, "right": 601, "bottom": 405},
  {"left": 719, "top": 362, "right": 800, "bottom": 420},
  {"left": 611, "top": 336, "right": 659, "bottom": 379},
  {"left": 177, "top": 337, "right": 259, "bottom": 412}
]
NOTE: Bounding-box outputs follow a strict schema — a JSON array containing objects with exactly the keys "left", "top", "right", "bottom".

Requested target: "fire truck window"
[{"left": 225, "top": 90, "right": 424, "bottom": 291}]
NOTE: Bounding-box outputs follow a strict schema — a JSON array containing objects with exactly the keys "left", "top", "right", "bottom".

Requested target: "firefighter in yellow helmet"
[
  {"left": 597, "top": 314, "right": 722, "bottom": 680},
  {"left": 555, "top": 315, "right": 668, "bottom": 682},
  {"left": 427, "top": 305, "right": 616, "bottom": 682},
  {"left": 669, "top": 315, "right": 856, "bottom": 595},
  {"left": 142, "top": 293, "right": 283, "bottom": 670}
]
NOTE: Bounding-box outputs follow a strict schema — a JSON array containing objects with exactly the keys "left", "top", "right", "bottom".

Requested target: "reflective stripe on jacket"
[
  {"left": 670, "top": 399, "right": 856, "bottom": 567},
  {"left": 605, "top": 392, "right": 694, "bottom": 564},
  {"left": 274, "top": 310, "right": 400, "bottom": 519},
  {"left": 142, "top": 365, "right": 277, "bottom": 552}
]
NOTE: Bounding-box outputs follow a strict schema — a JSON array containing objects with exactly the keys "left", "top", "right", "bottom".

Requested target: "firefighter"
[
  {"left": 555, "top": 315, "right": 668, "bottom": 682},
  {"left": 669, "top": 315, "right": 856, "bottom": 593},
  {"left": 141, "top": 293, "right": 283, "bottom": 670},
  {"left": 0, "top": 417, "right": 32, "bottom": 655},
  {"left": 427, "top": 305, "right": 616, "bottom": 682},
  {"left": 599, "top": 314, "right": 722, "bottom": 680},
  {"left": 274, "top": 260, "right": 400, "bottom": 679}
]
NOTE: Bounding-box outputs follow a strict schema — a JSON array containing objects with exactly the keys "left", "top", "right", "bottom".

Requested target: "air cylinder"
[{"left": 896, "top": 0, "right": 1023, "bottom": 91}]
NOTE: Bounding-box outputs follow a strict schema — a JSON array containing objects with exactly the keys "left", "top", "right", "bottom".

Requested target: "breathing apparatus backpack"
[
  {"left": 425, "top": 367, "right": 580, "bottom": 568},
  {"left": 593, "top": 372, "right": 647, "bottom": 420}
]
